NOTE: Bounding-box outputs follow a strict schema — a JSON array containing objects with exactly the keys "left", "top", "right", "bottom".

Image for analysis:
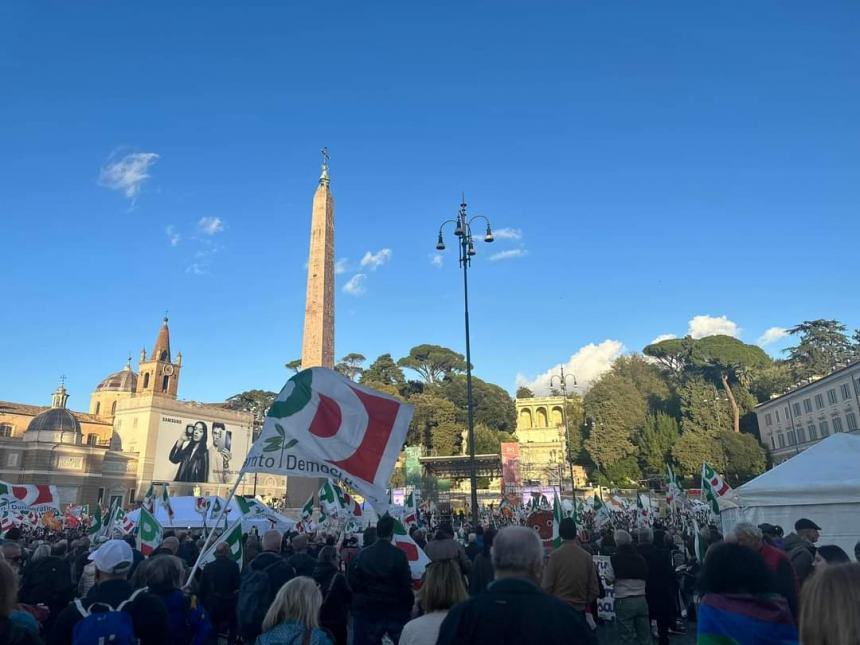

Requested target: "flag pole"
[{"left": 184, "top": 468, "right": 247, "bottom": 588}]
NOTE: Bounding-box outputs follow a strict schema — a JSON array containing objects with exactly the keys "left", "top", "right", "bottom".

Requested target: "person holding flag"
[{"left": 198, "top": 537, "right": 242, "bottom": 644}]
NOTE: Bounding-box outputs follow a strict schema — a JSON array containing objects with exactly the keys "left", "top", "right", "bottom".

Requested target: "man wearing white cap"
[{"left": 48, "top": 539, "right": 170, "bottom": 645}]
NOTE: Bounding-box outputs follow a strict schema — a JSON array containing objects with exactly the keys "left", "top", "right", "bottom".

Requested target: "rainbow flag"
[{"left": 697, "top": 593, "right": 797, "bottom": 644}]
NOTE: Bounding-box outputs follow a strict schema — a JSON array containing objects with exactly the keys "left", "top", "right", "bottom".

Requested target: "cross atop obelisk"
[{"left": 301, "top": 148, "right": 335, "bottom": 369}]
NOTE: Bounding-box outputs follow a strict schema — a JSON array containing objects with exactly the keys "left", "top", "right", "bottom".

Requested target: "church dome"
[
  {"left": 24, "top": 407, "right": 81, "bottom": 444},
  {"left": 95, "top": 361, "right": 138, "bottom": 393}
]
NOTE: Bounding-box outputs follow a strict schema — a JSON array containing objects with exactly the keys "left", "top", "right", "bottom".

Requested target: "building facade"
[
  {"left": 755, "top": 361, "right": 860, "bottom": 464},
  {"left": 515, "top": 396, "right": 586, "bottom": 488}
]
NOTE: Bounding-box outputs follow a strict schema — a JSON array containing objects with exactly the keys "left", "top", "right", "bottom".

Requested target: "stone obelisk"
[{"left": 288, "top": 149, "right": 335, "bottom": 507}]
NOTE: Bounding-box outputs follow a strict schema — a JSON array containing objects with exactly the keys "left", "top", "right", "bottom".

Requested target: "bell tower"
[{"left": 135, "top": 317, "right": 181, "bottom": 398}]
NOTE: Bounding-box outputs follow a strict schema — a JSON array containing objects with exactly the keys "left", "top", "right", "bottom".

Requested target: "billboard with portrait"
[{"left": 153, "top": 414, "right": 251, "bottom": 485}]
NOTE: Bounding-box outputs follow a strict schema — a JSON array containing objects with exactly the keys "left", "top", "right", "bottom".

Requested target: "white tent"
[
  {"left": 721, "top": 433, "right": 860, "bottom": 555},
  {"left": 127, "top": 496, "right": 295, "bottom": 534}
]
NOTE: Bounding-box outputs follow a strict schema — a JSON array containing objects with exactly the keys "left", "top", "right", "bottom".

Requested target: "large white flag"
[{"left": 243, "top": 368, "right": 414, "bottom": 505}]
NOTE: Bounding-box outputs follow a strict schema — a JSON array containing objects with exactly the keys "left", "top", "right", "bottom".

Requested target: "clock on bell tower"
[{"left": 135, "top": 317, "right": 182, "bottom": 398}]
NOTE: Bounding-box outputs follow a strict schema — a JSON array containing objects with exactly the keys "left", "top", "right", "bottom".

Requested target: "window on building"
[
  {"left": 111, "top": 401, "right": 117, "bottom": 415},
  {"left": 765, "top": 413, "right": 773, "bottom": 426},
  {"left": 833, "top": 416, "right": 844, "bottom": 433},
  {"left": 162, "top": 375, "right": 169, "bottom": 392},
  {"left": 0, "top": 423, "right": 13, "bottom": 438},
  {"left": 95, "top": 402, "right": 101, "bottom": 416},
  {"left": 778, "top": 434, "right": 786, "bottom": 448},
  {"left": 848, "top": 412, "right": 858, "bottom": 431},
  {"left": 820, "top": 420, "right": 830, "bottom": 437},
  {"left": 842, "top": 383, "right": 851, "bottom": 400},
  {"left": 798, "top": 427, "right": 806, "bottom": 443},
  {"left": 815, "top": 394, "right": 825, "bottom": 409},
  {"left": 87, "top": 434, "right": 99, "bottom": 446},
  {"left": 785, "top": 406, "right": 790, "bottom": 421},
  {"left": 787, "top": 431, "right": 797, "bottom": 446},
  {"left": 793, "top": 402, "right": 802, "bottom": 417},
  {"left": 804, "top": 399, "right": 812, "bottom": 413},
  {"left": 97, "top": 487, "right": 105, "bottom": 505},
  {"left": 808, "top": 424, "right": 817, "bottom": 440},
  {"left": 129, "top": 489, "right": 136, "bottom": 503},
  {"left": 143, "top": 372, "right": 150, "bottom": 389},
  {"left": 770, "top": 436, "right": 776, "bottom": 448},
  {"left": 775, "top": 409, "right": 780, "bottom": 423},
  {"left": 828, "top": 389, "right": 838, "bottom": 405}
]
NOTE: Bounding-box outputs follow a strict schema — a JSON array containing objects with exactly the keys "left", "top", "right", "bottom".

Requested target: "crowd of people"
[{"left": 0, "top": 511, "right": 859, "bottom": 644}]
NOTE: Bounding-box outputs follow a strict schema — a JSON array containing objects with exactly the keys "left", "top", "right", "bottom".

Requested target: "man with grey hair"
[
  {"left": 436, "top": 526, "right": 589, "bottom": 644},
  {"left": 728, "top": 521, "right": 798, "bottom": 619},
  {"left": 608, "top": 530, "right": 651, "bottom": 644}
]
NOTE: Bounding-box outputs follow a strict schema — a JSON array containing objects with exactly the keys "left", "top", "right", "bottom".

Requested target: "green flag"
[
  {"left": 301, "top": 494, "right": 314, "bottom": 521},
  {"left": 87, "top": 505, "right": 102, "bottom": 536},
  {"left": 235, "top": 496, "right": 252, "bottom": 516},
  {"left": 200, "top": 518, "right": 244, "bottom": 571},
  {"left": 137, "top": 507, "right": 163, "bottom": 556}
]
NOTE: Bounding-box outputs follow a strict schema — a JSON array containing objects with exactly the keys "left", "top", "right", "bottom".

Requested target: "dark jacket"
[
  {"left": 248, "top": 551, "right": 296, "bottom": 595},
  {"left": 19, "top": 555, "right": 74, "bottom": 629},
  {"left": 760, "top": 542, "right": 799, "bottom": 620},
  {"left": 783, "top": 533, "right": 816, "bottom": 586},
  {"left": 199, "top": 554, "right": 241, "bottom": 612},
  {"left": 468, "top": 552, "right": 494, "bottom": 595},
  {"left": 610, "top": 544, "right": 648, "bottom": 580},
  {"left": 169, "top": 441, "right": 209, "bottom": 482},
  {"left": 465, "top": 543, "right": 481, "bottom": 562},
  {"left": 177, "top": 541, "right": 200, "bottom": 569},
  {"left": 637, "top": 543, "right": 676, "bottom": 616},
  {"left": 48, "top": 579, "right": 170, "bottom": 645},
  {"left": 286, "top": 551, "right": 317, "bottom": 578},
  {"left": 313, "top": 561, "right": 352, "bottom": 645},
  {"left": 347, "top": 539, "right": 413, "bottom": 614},
  {"left": 436, "top": 577, "right": 590, "bottom": 645}
]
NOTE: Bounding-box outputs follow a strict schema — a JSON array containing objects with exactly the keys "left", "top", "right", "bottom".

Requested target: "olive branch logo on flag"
[
  {"left": 701, "top": 463, "right": 732, "bottom": 515},
  {"left": 244, "top": 368, "right": 414, "bottom": 505}
]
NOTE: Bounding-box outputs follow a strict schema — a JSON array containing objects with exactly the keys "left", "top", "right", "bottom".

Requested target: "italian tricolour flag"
[
  {"left": 199, "top": 518, "right": 244, "bottom": 571},
  {"left": 137, "top": 506, "right": 163, "bottom": 556},
  {"left": 701, "top": 463, "right": 732, "bottom": 515},
  {"left": 393, "top": 517, "right": 430, "bottom": 581}
]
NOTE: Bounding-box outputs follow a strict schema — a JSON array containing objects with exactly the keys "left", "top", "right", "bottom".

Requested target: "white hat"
[{"left": 89, "top": 539, "right": 133, "bottom": 574}]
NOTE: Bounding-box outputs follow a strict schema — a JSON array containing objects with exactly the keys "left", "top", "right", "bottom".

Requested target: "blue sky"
[{"left": 2, "top": 2, "right": 859, "bottom": 406}]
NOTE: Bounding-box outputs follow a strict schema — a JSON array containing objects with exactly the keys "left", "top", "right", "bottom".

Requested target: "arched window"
[
  {"left": 159, "top": 350, "right": 168, "bottom": 361},
  {"left": 162, "top": 375, "right": 169, "bottom": 392},
  {"left": 95, "top": 402, "right": 101, "bottom": 416},
  {"left": 111, "top": 401, "right": 117, "bottom": 415},
  {"left": 519, "top": 408, "right": 533, "bottom": 429},
  {"left": 551, "top": 407, "right": 564, "bottom": 427},
  {"left": 536, "top": 407, "right": 548, "bottom": 428},
  {"left": 143, "top": 373, "right": 150, "bottom": 389}
]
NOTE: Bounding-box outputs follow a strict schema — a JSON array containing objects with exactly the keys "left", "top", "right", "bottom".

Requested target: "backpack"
[
  {"left": 161, "top": 589, "right": 213, "bottom": 645},
  {"left": 237, "top": 558, "right": 282, "bottom": 639},
  {"left": 72, "top": 587, "right": 147, "bottom": 645}
]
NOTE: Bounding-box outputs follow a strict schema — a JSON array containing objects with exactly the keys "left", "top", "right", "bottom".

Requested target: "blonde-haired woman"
[
  {"left": 399, "top": 560, "right": 467, "bottom": 645},
  {"left": 800, "top": 562, "right": 860, "bottom": 645},
  {"left": 257, "top": 576, "right": 333, "bottom": 645}
]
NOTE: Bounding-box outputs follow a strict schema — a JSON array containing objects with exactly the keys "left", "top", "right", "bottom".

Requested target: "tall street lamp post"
[
  {"left": 436, "top": 198, "right": 494, "bottom": 525},
  {"left": 550, "top": 367, "right": 577, "bottom": 499}
]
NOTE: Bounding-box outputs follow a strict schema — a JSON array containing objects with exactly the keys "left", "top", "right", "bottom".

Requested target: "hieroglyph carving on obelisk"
[{"left": 301, "top": 148, "right": 335, "bottom": 369}]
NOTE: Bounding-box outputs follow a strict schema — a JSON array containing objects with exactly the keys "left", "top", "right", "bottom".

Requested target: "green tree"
[
  {"left": 225, "top": 389, "right": 277, "bottom": 421},
  {"left": 360, "top": 353, "right": 406, "bottom": 386},
  {"left": 671, "top": 431, "right": 723, "bottom": 477},
  {"left": 748, "top": 361, "right": 793, "bottom": 403},
  {"left": 397, "top": 344, "right": 467, "bottom": 384},
  {"left": 638, "top": 412, "right": 680, "bottom": 474},
  {"left": 334, "top": 353, "right": 366, "bottom": 381},
  {"left": 643, "top": 338, "right": 695, "bottom": 377},
  {"left": 719, "top": 431, "right": 766, "bottom": 485},
  {"left": 692, "top": 335, "right": 771, "bottom": 433},
  {"left": 285, "top": 359, "right": 302, "bottom": 373},
  {"left": 473, "top": 424, "right": 517, "bottom": 454},
  {"left": 407, "top": 393, "right": 461, "bottom": 455},
  {"left": 600, "top": 456, "right": 642, "bottom": 486},
  {"left": 437, "top": 375, "right": 517, "bottom": 432},
  {"left": 787, "top": 319, "right": 853, "bottom": 379},
  {"left": 516, "top": 386, "right": 534, "bottom": 399},
  {"left": 679, "top": 377, "right": 732, "bottom": 437},
  {"left": 610, "top": 354, "right": 675, "bottom": 412}
]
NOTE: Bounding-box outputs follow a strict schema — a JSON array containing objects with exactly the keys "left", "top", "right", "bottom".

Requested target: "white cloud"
[
  {"left": 493, "top": 227, "right": 523, "bottom": 240},
  {"left": 197, "top": 216, "right": 224, "bottom": 235},
  {"left": 430, "top": 254, "right": 444, "bottom": 268},
  {"left": 649, "top": 333, "right": 677, "bottom": 344},
  {"left": 343, "top": 274, "right": 367, "bottom": 296},
  {"left": 165, "top": 225, "right": 180, "bottom": 247},
  {"left": 335, "top": 258, "right": 349, "bottom": 275},
  {"left": 98, "top": 152, "right": 159, "bottom": 199},
  {"left": 360, "top": 248, "right": 392, "bottom": 271},
  {"left": 757, "top": 326, "right": 789, "bottom": 346},
  {"left": 687, "top": 315, "right": 741, "bottom": 339},
  {"left": 489, "top": 248, "right": 528, "bottom": 262},
  {"left": 517, "top": 339, "right": 626, "bottom": 395},
  {"left": 186, "top": 263, "right": 207, "bottom": 276}
]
